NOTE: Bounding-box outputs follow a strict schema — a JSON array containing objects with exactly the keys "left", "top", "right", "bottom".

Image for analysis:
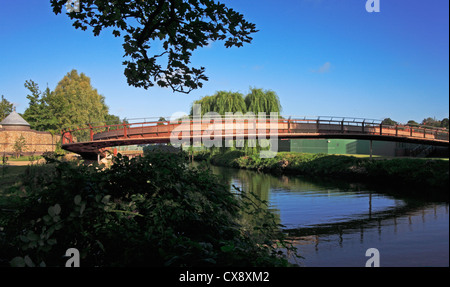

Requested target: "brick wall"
[{"left": 0, "top": 129, "right": 60, "bottom": 156}]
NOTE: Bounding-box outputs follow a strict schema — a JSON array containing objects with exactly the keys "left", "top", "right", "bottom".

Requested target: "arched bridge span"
[{"left": 61, "top": 116, "right": 449, "bottom": 159}]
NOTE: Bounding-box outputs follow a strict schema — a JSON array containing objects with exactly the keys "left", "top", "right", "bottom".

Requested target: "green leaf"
[
  {"left": 10, "top": 257, "right": 25, "bottom": 267},
  {"left": 24, "top": 255, "right": 35, "bottom": 267},
  {"left": 54, "top": 222, "right": 64, "bottom": 230},
  {"left": 54, "top": 204, "right": 61, "bottom": 215},
  {"left": 101, "top": 195, "right": 111, "bottom": 204},
  {"left": 48, "top": 204, "right": 61, "bottom": 217},
  {"left": 80, "top": 202, "right": 86, "bottom": 215},
  {"left": 27, "top": 231, "right": 39, "bottom": 242},
  {"left": 20, "top": 235, "right": 29, "bottom": 243},
  {"left": 43, "top": 215, "right": 52, "bottom": 223},
  {"left": 48, "top": 206, "right": 55, "bottom": 217},
  {"left": 74, "top": 195, "right": 82, "bottom": 205},
  {"left": 220, "top": 243, "right": 234, "bottom": 253}
]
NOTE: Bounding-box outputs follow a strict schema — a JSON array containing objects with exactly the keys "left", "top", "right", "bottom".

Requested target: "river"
[{"left": 194, "top": 162, "right": 449, "bottom": 267}]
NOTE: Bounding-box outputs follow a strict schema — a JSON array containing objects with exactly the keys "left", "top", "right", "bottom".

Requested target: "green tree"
[
  {"left": 22, "top": 80, "right": 59, "bottom": 132},
  {"left": 406, "top": 120, "right": 419, "bottom": 127},
  {"left": 190, "top": 88, "right": 282, "bottom": 154},
  {"left": 440, "top": 118, "right": 449, "bottom": 130},
  {"left": 191, "top": 91, "right": 248, "bottom": 153},
  {"left": 0, "top": 95, "right": 13, "bottom": 122},
  {"left": 23, "top": 71, "right": 122, "bottom": 137},
  {"left": 421, "top": 117, "right": 440, "bottom": 127},
  {"left": 191, "top": 91, "right": 247, "bottom": 116},
  {"left": 50, "top": 0, "right": 257, "bottom": 94},
  {"left": 245, "top": 88, "right": 282, "bottom": 116},
  {"left": 104, "top": 113, "right": 122, "bottom": 125},
  {"left": 50, "top": 70, "right": 109, "bottom": 129},
  {"left": 381, "top": 118, "right": 397, "bottom": 126},
  {"left": 157, "top": 116, "right": 167, "bottom": 125},
  {"left": 13, "top": 135, "right": 27, "bottom": 158}
]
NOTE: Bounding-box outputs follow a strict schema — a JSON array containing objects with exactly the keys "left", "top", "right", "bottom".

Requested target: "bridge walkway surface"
[{"left": 60, "top": 116, "right": 449, "bottom": 159}]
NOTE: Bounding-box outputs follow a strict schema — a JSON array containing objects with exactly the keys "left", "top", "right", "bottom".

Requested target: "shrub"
[
  {"left": 2, "top": 152, "right": 298, "bottom": 267},
  {"left": 208, "top": 151, "right": 449, "bottom": 192}
]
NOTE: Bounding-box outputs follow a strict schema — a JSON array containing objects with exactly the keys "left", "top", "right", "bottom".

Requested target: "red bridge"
[{"left": 61, "top": 116, "right": 449, "bottom": 159}]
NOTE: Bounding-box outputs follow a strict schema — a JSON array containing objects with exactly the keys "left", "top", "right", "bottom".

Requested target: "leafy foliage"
[
  {"left": 22, "top": 71, "right": 121, "bottom": 134},
  {"left": 2, "top": 152, "right": 298, "bottom": 267},
  {"left": 190, "top": 88, "right": 282, "bottom": 117},
  {"left": 244, "top": 88, "right": 282, "bottom": 116},
  {"left": 51, "top": 70, "right": 109, "bottom": 128},
  {"left": 22, "top": 80, "right": 59, "bottom": 132},
  {"left": 13, "top": 135, "right": 27, "bottom": 158},
  {"left": 202, "top": 150, "right": 449, "bottom": 192},
  {"left": 420, "top": 117, "right": 449, "bottom": 130},
  {"left": 50, "top": 0, "right": 257, "bottom": 94},
  {"left": 189, "top": 88, "right": 282, "bottom": 153},
  {"left": 381, "top": 118, "right": 397, "bottom": 126},
  {"left": 0, "top": 95, "right": 13, "bottom": 122}
]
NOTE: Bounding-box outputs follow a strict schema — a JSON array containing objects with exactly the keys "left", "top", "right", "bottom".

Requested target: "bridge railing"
[{"left": 61, "top": 116, "right": 449, "bottom": 145}]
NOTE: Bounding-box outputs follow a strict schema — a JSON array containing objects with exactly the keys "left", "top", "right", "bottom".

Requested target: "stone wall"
[{"left": 0, "top": 128, "right": 60, "bottom": 156}]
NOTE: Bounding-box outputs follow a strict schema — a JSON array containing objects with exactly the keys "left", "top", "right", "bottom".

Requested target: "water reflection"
[
  {"left": 193, "top": 162, "right": 449, "bottom": 267},
  {"left": 295, "top": 204, "right": 449, "bottom": 267}
]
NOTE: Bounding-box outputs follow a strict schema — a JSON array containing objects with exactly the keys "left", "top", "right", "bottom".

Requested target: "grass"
[
  {"left": 0, "top": 166, "right": 28, "bottom": 190},
  {"left": 0, "top": 165, "right": 29, "bottom": 230},
  {"left": 7, "top": 155, "right": 43, "bottom": 162},
  {"left": 0, "top": 166, "right": 28, "bottom": 207}
]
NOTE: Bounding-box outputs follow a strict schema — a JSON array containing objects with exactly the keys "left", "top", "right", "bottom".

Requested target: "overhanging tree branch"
[{"left": 50, "top": 0, "right": 258, "bottom": 94}]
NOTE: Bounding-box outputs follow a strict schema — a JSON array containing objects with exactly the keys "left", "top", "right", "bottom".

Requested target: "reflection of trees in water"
[
  {"left": 192, "top": 162, "right": 448, "bottom": 251},
  {"left": 287, "top": 203, "right": 448, "bottom": 254}
]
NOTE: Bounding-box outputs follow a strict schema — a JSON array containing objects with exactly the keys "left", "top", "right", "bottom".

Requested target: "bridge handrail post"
[
  {"left": 379, "top": 123, "right": 382, "bottom": 135},
  {"left": 288, "top": 117, "right": 291, "bottom": 133},
  {"left": 61, "top": 129, "right": 66, "bottom": 144},
  {"left": 89, "top": 124, "right": 94, "bottom": 141},
  {"left": 123, "top": 121, "right": 128, "bottom": 138}
]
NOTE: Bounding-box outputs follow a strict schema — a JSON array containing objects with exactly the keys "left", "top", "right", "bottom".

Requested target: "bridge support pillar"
[{"left": 370, "top": 139, "right": 373, "bottom": 159}]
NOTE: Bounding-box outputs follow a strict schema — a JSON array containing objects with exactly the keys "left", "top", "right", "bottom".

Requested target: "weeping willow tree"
[
  {"left": 190, "top": 91, "right": 247, "bottom": 116},
  {"left": 190, "top": 89, "right": 281, "bottom": 116},
  {"left": 190, "top": 88, "right": 282, "bottom": 155},
  {"left": 245, "top": 88, "right": 282, "bottom": 116},
  {"left": 190, "top": 91, "right": 247, "bottom": 153},
  {"left": 244, "top": 88, "right": 282, "bottom": 155}
]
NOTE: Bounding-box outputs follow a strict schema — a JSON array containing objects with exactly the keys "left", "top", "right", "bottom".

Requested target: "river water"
[{"left": 197, "top": 163, "right": 449, "bottom": 267}]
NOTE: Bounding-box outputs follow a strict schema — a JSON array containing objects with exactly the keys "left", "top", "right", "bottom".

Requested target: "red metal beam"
[{"left": 60, "top": 117, "right": 449, "bottom": 157}]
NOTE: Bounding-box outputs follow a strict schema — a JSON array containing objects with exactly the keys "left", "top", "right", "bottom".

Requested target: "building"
[
  {"left": 0, "top": 109, "right": 59, "bottom": 156},
  {"left": 277, "top": 138, "right": 447, "bottom": 158}
]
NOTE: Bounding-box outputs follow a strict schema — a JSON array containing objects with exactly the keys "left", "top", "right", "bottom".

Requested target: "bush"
[
  {"left": 210, "top": 150, "right": 245, "bottom": 168},
  {"left": 363, "top": 158, "right": 449, "bottom": 189},
  {"left": 1, "top": 152, "right": 298, "bottom": 267},
  {"left": 209, "top": 151, "right": 449, "bottom": 192}
]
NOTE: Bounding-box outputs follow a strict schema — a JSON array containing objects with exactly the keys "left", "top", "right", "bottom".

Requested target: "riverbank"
[{"left": 195, "top": 150, "right": 449, "bottom": 197}]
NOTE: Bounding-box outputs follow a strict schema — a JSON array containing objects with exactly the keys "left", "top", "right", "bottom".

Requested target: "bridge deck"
[{"left": 60, "top": 117, "right": 449, "bottom": 158}]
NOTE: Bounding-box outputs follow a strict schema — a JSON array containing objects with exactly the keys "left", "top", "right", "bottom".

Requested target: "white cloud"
[
  {"left": 205, "top": 39, "right": 214, "bottom": 48},
  {"left": 312, "top": 62, "right": 331, "bottom": 73}
]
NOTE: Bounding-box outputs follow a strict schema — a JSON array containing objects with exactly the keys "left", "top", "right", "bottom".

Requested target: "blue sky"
[{"left": 0, "top": 0, "right": 448, "bottom": 124}]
